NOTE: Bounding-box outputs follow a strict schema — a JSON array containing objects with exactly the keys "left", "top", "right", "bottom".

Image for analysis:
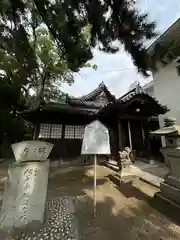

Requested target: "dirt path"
[{"left": 49, "top": 164, "right": 180, "bottom": 240}]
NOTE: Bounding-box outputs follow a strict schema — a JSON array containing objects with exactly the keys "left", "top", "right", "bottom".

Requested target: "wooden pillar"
[
  {"left": 33, "top": 123, "right": 40, "bottom": 140},
  {"left": 62, "top": 125, "right": 65, "bottom": 139},
  {"left": 117, "top": 120, "right": 123, "bottom": 150},
  {"left": 33, "top": 124, "right": 36, "bottom": 140},
  {"left": 141, "top": 123, "right": 145, "bottom": 145},
  {"left": 128, "top": 120, "right": 133, "bottom": 150},
  {"left": 114, "top": 121, "right": 119, "bottom": 160},
  {"left": 109, "top": 120, "right": 119, "bottom": 161},
  {"left": 143, "top": 120, "right": 153, "bottom": 163}
]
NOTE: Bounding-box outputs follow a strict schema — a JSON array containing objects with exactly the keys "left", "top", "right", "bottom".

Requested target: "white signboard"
[{"left": 81, "top": 120, "right": 110, "bottom": 155}]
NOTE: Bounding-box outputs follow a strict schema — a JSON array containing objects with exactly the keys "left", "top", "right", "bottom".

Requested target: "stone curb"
[
  {"left": 154, "top": 192, "right": 180, "bottom": 210},
  {"left": 139, "top": 176, "right": 160, "bottom": 188}
]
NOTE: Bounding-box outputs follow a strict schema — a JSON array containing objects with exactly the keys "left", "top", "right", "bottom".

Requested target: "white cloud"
[{"left": 62, "top": 0, "right": 180, "bottom": 98}]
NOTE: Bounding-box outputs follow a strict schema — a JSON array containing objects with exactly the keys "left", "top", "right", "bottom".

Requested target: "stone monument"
[
  {"left": 0, "top": 140, "right": 53, "bottom": 230},
  {"left": 151, "top": 117, "right": 180, "bottom": 205},
  {"left": 117, "top": 147, "right": 137, "bottom": 184}
]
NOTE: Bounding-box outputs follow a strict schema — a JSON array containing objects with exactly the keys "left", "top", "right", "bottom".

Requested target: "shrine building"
[{"left": 21, "top": 82, "right": 168, "bottom": 161}]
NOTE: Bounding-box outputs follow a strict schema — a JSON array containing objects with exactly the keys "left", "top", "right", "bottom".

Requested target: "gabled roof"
[
  {"left": 98, "top": 84, "right": 168, "bottom": 117},
  {"left": 119, "top": 84, "right": 168, "bottom": 113},
  {"left": 21, "top": 82, "right": 168, "bottom": 123},
  {"left": 21, "top": 100, "right": 98, "bottom": 123},
  {"left": 119, "top": 84, "right": 145, "bottom": 102},
  {"left": 66, "top": 99, "right": 104, "bottom": 109},
  {"left": 76, "top": 82, "right": 116, "bottom": 102},
  {"left": 21, "top": 82, "right": 116, "bottom": 122},
  {"left": 147, "top": 17, "right": 180, "bottom": 55}
]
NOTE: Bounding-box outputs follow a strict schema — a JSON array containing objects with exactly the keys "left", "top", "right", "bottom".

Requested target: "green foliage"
[
  {"left": 0, "top": 0, "right": 157, "bottom": 144},
  {"left": 0, "top": 0, "right": 156, "bottom": 78},
  {"left": 0, "top": 25, "right": 74, "bottom": 142},
  {"left": 28, "top": 27, "right": 74, "bottom": 102}
]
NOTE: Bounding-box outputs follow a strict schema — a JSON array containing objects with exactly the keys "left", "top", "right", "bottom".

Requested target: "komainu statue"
[
  {"left": 117, "top": 147, "right": 133, "bottom": 173},
  {"left": 116, "top": 147, "right": 137, "bottom": 184},
  {"left": 118, "top": 147, "right": 132, "bottom": 169}
]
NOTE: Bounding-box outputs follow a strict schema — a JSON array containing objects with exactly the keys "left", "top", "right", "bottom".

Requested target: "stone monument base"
[
  {"left": 154, "top": 191, "right": 180, "bottom": 210},
  {"left": 0, "top": 160, "right": 49, "bottom": 229},
  {"left": 154, "top": 175, "right": 180, "bottom": 208},
  {"left": 164, "top": 175, "right": 180, "bottom": 189},
  {"left": 119, "top": 167, "right": 138, "bottom": 184}
]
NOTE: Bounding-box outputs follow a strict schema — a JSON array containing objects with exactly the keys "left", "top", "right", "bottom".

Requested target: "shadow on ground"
[
  {"left": 101, "top": 160, "right": 168, "bottom": 179},
  {"left": 48, "top": 165, "right": 108, "bottom": 198},
  {"left": 107, "top": 173, "right": 180, "bottom": 226},
  {"left": 75, "top": 193, "right": 180, "bottom": 240},
  {"left": 47, "top": 164, "right": 180, "bottom": 240}
]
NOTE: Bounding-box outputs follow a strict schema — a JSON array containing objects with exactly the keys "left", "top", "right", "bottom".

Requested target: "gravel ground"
[
  {"left": 1, "top": 164, "right": 180, "bottom": 240},
  {"left": 74, "top": 180, "right": 180, "bottom": 240},
  {"left": 68, "top": 165, "right": 180, "bottom": 240},
  {"left": 47, "top": 164, "right": 180, "bottom": 240},
  {"left": 1, "top": 197, "right": 78, "bottom": 240}
]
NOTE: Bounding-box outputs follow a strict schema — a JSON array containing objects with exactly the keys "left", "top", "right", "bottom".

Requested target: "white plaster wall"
[
  {"left": 145, "top": 89, "right": 154, "bottom": 97},
  {"left": 153, "top": 60, "right": 180, "bottom": 128},
  {"left": 143, "top": 81, "right": 154, "bottom": 97}
]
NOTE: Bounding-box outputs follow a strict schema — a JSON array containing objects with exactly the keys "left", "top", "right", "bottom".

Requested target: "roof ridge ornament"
[
  {"left": 135, "top": 83, "right": 143, "bottom": 94},
  {"left": 100, "top": 81, "right": 105, "bottom": 87}
]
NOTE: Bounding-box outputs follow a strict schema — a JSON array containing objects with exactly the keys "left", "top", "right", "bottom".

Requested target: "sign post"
[
  {"left": 81, "top": 120, "right": 110, "bottom": 217},
  {"left": 93, "top": 155, "right": 97, "bottom": 217}
]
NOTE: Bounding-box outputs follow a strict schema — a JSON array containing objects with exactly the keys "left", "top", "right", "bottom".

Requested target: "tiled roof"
[
  {"left": 119, "top": 84, "right": 145, "bottom": 102},
  {"left": 77, "top": 82, "right": 116, "bottom": 101},
  {"left": 97, "top": 84, "right": 169, "bottom": 115},
  {"left": 21, "top": 84, "right": 168, "bottom": 121},
  {"left": 21, "top": 101, "right": 98, "bottom": 116},
  {"left": 67, "top": 99, "right": 105, "bottom": 109}
]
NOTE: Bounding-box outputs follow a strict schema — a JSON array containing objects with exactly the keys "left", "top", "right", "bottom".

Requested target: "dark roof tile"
[
  {"left": 74, "top": 82, "right": 116, "bottom": 101},
  {"left": 67, "top": 99, "right": 105, "bottom": 109}
]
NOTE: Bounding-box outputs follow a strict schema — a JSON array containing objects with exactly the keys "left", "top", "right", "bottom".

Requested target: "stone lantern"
[{"left": 151, "top": 117, "right": 180, "bottom": 205}]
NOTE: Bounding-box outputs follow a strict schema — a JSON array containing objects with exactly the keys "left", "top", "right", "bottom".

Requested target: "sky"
[{"left": 62, "top": 0, "right": 180, "bottom": 98}]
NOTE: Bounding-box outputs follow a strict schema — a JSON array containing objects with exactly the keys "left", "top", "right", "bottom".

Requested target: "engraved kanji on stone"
[
  {"left": 23, "top": 197, "right": 29, "bottom": 206},
  {"left": 34, "top": 168, "right": 38, "bottom": 177},
  {"left": 20, "top": 205, "right": 28, "bottom": 212},
  {"left": 39, "top": 147, "right": 47, "bottom": 156},
  {"left": 24, "top": 169, "right": 33, "bottom": 176},
  {"left": 24, "top": 182, "right": 31, "bottom": 192},
  {"left": 24, "top": 174, "right": 31, "bottom": 181},
  {"left": 32, "top": 148, "right": 37, "bottom": 153},
  {"left": 23, "top": 148, "right": 28, "bottom": 156},
  {"left": 20, "top": 215, "right": 26, "bottom": 221}
]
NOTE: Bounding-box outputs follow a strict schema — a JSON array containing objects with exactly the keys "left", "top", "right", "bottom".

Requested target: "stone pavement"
[
  {"left": 107, "top": 159, "right": 169, "bottom": 188},
  {"left": 131, "top": 160, "right": 169, "bottom": 188},
  {"left": 2, "top": 197, "right": 78, "bottom": 240},
  {"left": 73, "top": 166, "right": 180, "bottom": 240},
  {"left": 0, "top": 159, "right": 173, "bottom": 240}
]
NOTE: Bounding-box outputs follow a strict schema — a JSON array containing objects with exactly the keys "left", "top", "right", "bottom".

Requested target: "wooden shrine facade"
[{"left": 21, "top": 82, "right": 168, "bottom": 161}]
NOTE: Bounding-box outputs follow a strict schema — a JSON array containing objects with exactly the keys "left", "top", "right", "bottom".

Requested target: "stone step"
[{"left": 160, "top": 182, "right": 180, "bottom": 205}]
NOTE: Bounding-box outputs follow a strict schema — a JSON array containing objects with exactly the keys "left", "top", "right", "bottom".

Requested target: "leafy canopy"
[
  {"left": 0, "top": 0, "right": 157, "bottom": 78},
  {"left": 0, "top": 0, "right": 157, "bottom": 143}
]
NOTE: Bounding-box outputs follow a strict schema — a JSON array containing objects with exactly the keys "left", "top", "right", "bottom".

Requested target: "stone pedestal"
[
  {"left": 0, "top": 161, "right": 49, "bottom": 229},
  {"left": 158, "top": 148, "right": 180, "bottom": 205},
  {"left": 151, "top": 118, "right": 180, "bottom": 206},
  {"left": 0, "top": 140, "right": 53, "bottom": 230},
  {"left": 118, "top": 147, "right": 137, "bottom": 184}
]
